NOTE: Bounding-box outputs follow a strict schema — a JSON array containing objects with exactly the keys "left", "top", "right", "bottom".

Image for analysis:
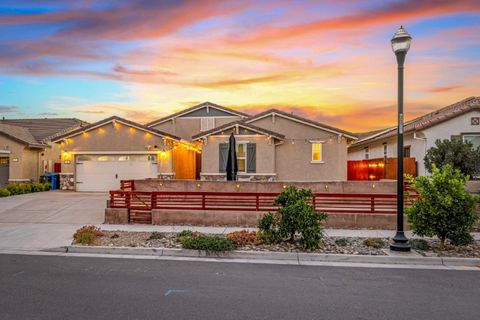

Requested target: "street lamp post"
[{"left": 390, "top": 26, "right": 412, "bottom": 252}]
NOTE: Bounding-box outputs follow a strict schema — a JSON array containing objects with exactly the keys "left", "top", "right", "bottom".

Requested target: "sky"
[{"left": 0, "top": 0, "right": 479, "bottom": 132}]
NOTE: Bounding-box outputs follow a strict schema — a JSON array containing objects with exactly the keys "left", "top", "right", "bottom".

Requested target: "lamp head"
[{"left": 391, "top": 26, "right": 412, "bottom": 55}]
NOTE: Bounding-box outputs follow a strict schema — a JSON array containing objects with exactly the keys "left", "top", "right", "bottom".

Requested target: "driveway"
[{"left": 0, "top": 191, "right": 107, "bottom": 250}]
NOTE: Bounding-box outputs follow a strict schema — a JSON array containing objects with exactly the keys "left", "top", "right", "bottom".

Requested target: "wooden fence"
[
  {"left": 110, "top": 190, "right": 414, "bottom": 224},
  {"left": 348, "top": 157, "right": 417, "bottom": 180}
]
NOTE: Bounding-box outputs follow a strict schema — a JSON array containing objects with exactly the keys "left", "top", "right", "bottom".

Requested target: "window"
[
  {"left": 383, "top": 143, "right": 387, "bottom": 158},
  {"left": 200, "top": 117, "right": 215, "bottom": 131},
  {"left": 236, "top": 143, "right": 246, "bottom": 172},
  {"left": 311, "top": 142, "right": 323, "bottom": 162},
  {"left": 463, "top": 134, "right": 480, "bottom": 149},
  {"left": 403, "top": 146, "right": 411, "bottom": 158},
  {"left": 364, "top": 147, "right": 369, "bottom": 160}
]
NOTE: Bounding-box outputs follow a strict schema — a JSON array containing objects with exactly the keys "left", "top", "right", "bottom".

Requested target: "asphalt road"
[{"left": 0, "top": 254, "right": 479, "bottom": 320}]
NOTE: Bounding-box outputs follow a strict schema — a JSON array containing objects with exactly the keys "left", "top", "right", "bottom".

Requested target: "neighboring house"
[
  {"left": 192, "top": 109, "right": 357, "bottom": 181},
  {"left": 52, "top": 116, "right": 183, "bottom": 191},
  {"left": 0, "top": 118, "right": 86, "bottom": 186},
  {"left": 348, "top": 96, "right": 480, "bottom": 176}
]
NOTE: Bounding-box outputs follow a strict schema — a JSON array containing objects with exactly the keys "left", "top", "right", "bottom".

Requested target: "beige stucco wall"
[
  {"left": 248, "top": 115, "right": 349, "bottom": 181},
  {"left": 59, "top": 122, "right": 173, "bottom": 174},
  {"left": 0, "top": 134, "right": 49, "bottom": 182},
  {"left": 201, "top": 135, "right": 276, "bottom": 175},
  {"left": 152, "top": 116, "right": 241, "bottom": 140}
]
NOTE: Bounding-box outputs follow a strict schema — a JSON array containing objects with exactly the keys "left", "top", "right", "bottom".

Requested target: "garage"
[{"left": 75, "top": 154, "right": 158, "bottom": 192}]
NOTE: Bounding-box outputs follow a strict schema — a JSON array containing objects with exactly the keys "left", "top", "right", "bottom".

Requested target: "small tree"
[
  {"left": 424, "top": 139, "right": 480, "bottom": 176},
  {"left": 407, "top": 165, "right": 478, "bottom": 250},
  {"left": 258, "top": 186, "right": 327, "bottom": 250}
]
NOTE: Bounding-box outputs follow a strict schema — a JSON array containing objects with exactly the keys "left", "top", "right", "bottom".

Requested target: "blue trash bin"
[{"left": 45, "top": 173, "right": 59, "bottom": 190}]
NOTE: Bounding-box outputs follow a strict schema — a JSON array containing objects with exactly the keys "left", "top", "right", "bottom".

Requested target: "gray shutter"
[
  {"left": 450, "top": 135, "right": 461, "bottom": 141},
  {"left": 247, "top": 143, "right": 256, "bottom": 173},
  {"left": 219, "top": 143, "right": 228, "bottom": 172}
]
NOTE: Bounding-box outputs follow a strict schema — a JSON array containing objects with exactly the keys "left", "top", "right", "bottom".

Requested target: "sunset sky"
[{"left": 0, "top": 0, "right": 479, "bottom": 132}]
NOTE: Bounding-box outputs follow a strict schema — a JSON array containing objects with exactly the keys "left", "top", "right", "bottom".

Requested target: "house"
[
  {"left": 348, "top": 96, "right": 480, "bottom": 177},
  {"left": 0, "top": 118, "right": 86, "bottom": 186},
  {"left": 51, "top": 102, "right": 357, "bottom": 191}
]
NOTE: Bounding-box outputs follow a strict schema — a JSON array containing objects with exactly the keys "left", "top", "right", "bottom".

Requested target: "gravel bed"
[{"left": 74, "top": 231, "right": 480, "bottom": 258}]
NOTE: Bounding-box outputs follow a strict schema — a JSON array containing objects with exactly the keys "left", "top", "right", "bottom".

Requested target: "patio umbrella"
[{"left": 226, "top": 132, "right": 238, "bottom": 181}]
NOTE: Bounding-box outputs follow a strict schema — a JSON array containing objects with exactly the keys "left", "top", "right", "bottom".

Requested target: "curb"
[{"left": 56, "top": 246, "right": 480, "bottom": 268}]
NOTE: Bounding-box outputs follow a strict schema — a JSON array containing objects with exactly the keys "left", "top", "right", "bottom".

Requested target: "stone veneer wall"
[{"left": 59, "top": 173, "right": 75, "bottom": 190}]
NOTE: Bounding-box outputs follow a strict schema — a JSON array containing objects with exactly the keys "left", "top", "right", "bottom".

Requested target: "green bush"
[
  {"left": 409, "top": 239, "right": 429, "bottom": 250},
  {"left": 334, "top": 238, "right": 352, "bottom": 247},
  {"left": 0, "top": 188, "right": 10, "bottom": 197},
  {"left": 148, "top": 231, "right": 164, "bottom": 240},
  {"left": 75, "top": 232, "right": 96, "bottom": 245},
  {"left": 258, "top": 186, "right": 328, "bottom": 250},
  {"left": 31, "top": 183, "right": 44, "bottom": 192},
  {"left": 1, "top": 182, "right": 51, "bottom": 197},
  {"left": 180, "top": 235, "right": 235, "bottom": 252},
  {"left": 178, "top": 230, "right": 194, "bottom": 238},
  {"left": 6, "top": 184, "right": 20, "bottom": 195},
  {"left": 449, "top": 232, "right": 474, "bottom": 246},
  {"left": 363, "top": 238, "right": 385, "bottom": 249},
  {"left": 20, "top": 184, "right": 32, "bottom": 193},
  {"left": 424, "top": 139, "right": 480, "bottom": 176},
  {"left": 407, "top": 165, "right": 478, "bottom": 250}
]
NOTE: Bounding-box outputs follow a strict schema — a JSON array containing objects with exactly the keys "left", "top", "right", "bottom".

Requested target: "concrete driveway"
[{"left": 0, "top": 191, "right": 107, "bottom": 251}]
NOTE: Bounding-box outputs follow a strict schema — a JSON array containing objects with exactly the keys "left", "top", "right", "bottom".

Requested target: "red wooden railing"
[
  {"left": 120, "top": 180, "right": 135, "bottom": 191},
  {"left": 110, "top": 190, "right": 416, "bottom": 224}
]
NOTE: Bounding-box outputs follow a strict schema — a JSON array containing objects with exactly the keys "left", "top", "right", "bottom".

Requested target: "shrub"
[
  {"left": 75, "top": 232, "right": 96, "bottom": 245},
  {"left": 73, "top": 225, "right": 104, "bottom": 245},
  {"left": 180, "top": 235, "right": 235, "bottom": 252},
  {"left": 334, "top": 238, "right": 352, "bottom": 247},
  {"left": 409, "top": 239, "right": 429, "bottom": 250},
  {"left": 226, "top": 230, "right": 259, "bottom": 246},
  {"left": 258, "top": 186, "right": 327, "bottom": 250},
  {"left": 42, "top": 183, "right": 51, "bottom": 191},
  {"left": 178, "top": 230, "right": 194, "bottom": 238},
  {"left": 363, "top": 238, "right": 385, "bottom": 249},
  {"left": 407, "top": 165, "right": 478, "bottom": 250},
  {"left": 449, "top": 232, "right": 474, "bottom": 246},
  {"left": 424, "top": 139, "right": 480, "bottom": 176},
  {"left": 0, "top": 188, "right": 10, "bottom": 197},
  {"left": 148, "top": 231, "right": 164, "bottom": 240},
  {"left": 31, "top": 183, "right": 44, "bottom": 192},
  {"left": 20, "top": 184, "right": 32, "bottom": 193}
]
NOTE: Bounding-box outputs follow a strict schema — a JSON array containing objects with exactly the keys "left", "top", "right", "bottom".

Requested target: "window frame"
[
  {"left": 462, "top": 134, "right": 480, "bottom": 149},
  {"left": 236, "top": 142, "right": 247, "bottom": 173},
  {"left": 310, "top": 141, "right": 324, "bottom": 163},
  {"left": 364, "top": 147, "right": 369, "bottom": 160}
]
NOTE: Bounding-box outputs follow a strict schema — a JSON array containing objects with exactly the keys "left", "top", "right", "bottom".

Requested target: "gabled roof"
[
  {"left": 352, "top": 96, "right": 480, "bottom": 147},
  {"left": 192, "top": 120, "right": 285, "bottom": 140},
  {"left": 52, "top": 116, "right": 181, "bottom": 142},
  {"left": 1, "top": 118, "right": 87, "bottom": 143},
  {"left": 245, "top": 108, "right": 358, "bottom": 140},
  {"left": 147, "top": 101, "right": 250, "bottom": 127},
  {"left": 0, "top": 123, "right": 48, "bottom": 148}
]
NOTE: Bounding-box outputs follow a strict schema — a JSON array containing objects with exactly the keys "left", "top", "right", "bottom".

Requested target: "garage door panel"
[{"left": 76, "top": 156, "right": 158, "bottom": 192}]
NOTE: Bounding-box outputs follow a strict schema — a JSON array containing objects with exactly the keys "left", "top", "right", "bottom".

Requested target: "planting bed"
[{"left": 72, "top": 230, "right": 480, "bottom": 257}]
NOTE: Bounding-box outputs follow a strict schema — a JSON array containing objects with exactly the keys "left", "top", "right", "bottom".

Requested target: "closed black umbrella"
[{"left": 226, "top": 132, "right": 238, "bottom": 181}]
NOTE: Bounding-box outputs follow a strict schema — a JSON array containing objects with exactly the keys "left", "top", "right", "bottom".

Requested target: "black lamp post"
[{"left": 390, "top": 26, "right": 412, "bottom": 252}]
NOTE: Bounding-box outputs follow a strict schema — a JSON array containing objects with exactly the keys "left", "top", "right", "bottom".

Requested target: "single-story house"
[
  {"left": 0, "top": 118, "right": 86, "bottom": 186},
  {"left": 348, "top": 96, "right": 480, "bottom": 177}
]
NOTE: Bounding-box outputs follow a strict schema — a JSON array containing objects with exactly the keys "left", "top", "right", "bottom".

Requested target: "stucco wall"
[
  {"left": 248, "top": 115, "right": 349, "bottom": 181},
  {"left": 348, "top": 110, "right": 480, "bottom": 176},
  {"left": 201, "top": 135, "right": 275, "bottom": 175},
  {"left": 59, "top": 122, "right": 173, "bottom": 174},
  {"left": 152, "top": 116, "right": 240, "bottom": 140}
]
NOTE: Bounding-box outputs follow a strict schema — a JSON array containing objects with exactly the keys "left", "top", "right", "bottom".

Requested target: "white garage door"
[{"left": 76, "top": 155, "right": 158, "bottom": 192}]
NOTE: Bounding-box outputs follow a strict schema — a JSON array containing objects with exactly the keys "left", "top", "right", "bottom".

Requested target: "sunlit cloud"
[{"left": 0, "top": 0, "right": 478, "bottom": 132}]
